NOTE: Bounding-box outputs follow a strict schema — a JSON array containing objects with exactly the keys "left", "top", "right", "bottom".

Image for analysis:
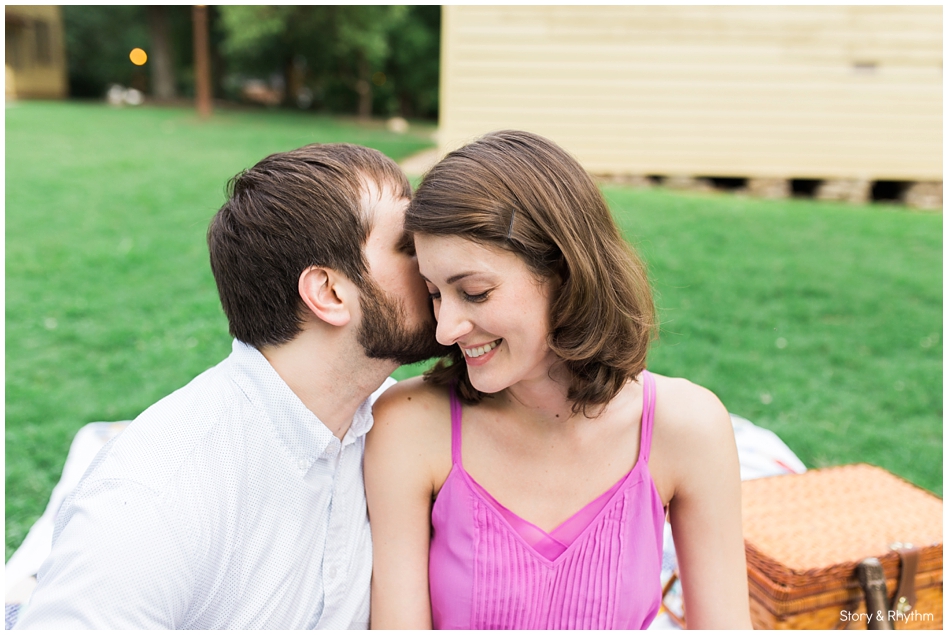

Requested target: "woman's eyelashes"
[
  {"left": 426, "top": 288, "right": 492, "bottom": 303},
  {"left": 462, "top": 290, "right": 490, "bottom": 303}
]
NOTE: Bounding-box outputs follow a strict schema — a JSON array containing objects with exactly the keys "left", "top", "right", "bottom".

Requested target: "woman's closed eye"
[
  {"left": 425, "top": 284, "right": 493, "bottom": 303},
  {"left": 462, "top": 290, "right": 490, "bottom": 303}
]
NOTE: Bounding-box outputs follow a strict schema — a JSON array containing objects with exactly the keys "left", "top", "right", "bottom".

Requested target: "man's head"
[{"left": 207, "top": 143, "right": 445, "bottom": 364}]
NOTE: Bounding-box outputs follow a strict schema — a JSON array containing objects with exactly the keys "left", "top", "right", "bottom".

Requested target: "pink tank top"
[{"left": 428, "top": 371, "right": 665, "bottom": 630}]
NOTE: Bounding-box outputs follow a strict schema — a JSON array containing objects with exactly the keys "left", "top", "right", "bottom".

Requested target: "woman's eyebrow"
[
  {"left": 420, "top": 271, "right": 484, "bottom": 284},
  {"left": 447, "top": 272, "right": 476, "bottom": 284}
]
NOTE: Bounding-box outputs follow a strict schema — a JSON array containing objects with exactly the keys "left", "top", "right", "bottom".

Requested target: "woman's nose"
[{"left": 434, "top": 299, "right": 472, "bottom": 346}]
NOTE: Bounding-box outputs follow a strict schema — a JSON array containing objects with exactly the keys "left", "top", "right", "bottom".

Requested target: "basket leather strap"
[
  {"left": 892, "top": 547, "right": 919, "bottom": 616},
  {"left": 857, "top": 558, "right": 894, "bottom": 630}
]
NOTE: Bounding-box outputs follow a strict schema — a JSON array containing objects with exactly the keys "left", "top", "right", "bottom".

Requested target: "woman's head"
[{"left": 406, "top": 130, "right": 655, "bottom": 414}]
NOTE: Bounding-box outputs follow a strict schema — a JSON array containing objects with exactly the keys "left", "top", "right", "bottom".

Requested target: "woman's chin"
[{"left": 466, "top": 372, "right": 509, "bottom": 395}]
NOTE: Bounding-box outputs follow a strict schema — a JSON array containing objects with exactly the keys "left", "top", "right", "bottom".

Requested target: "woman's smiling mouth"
[{"left": 462, "top": 339, "right": 502, "bottom": 360}]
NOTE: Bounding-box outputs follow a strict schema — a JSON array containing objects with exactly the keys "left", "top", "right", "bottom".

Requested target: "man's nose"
[{"left": 434, "top": 299, "right": 472, "bottom": 346}]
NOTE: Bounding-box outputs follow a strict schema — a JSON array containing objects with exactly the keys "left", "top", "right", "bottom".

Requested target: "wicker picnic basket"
[{"left": 742, "top": 464, "right": 942, "bottom": 630}]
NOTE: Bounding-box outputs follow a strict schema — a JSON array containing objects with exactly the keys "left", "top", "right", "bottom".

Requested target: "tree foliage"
[
  {"left": 384, "top": 6, "right": 440, "bottom": 119},
  {"left": 218, "top": 6, "right": 440, "bottom": 119},
  {"left": 62, "top": 6, "right": 195, "bottom": 99},
  {"left": 59, "top": 6, "right": 440, "bottom": 119},
  {"left": 61, "top": 6, "right": 148, "bottom": 97}
]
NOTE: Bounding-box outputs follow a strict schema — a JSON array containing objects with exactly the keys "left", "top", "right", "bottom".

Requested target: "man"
[{"left": 15, "top": 144, "right": 446, "bottom": 629}]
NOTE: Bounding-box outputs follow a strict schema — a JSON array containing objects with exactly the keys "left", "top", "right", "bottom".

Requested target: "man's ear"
[{"left": 298, "top": 266, "right": 353, "bottom": 327}]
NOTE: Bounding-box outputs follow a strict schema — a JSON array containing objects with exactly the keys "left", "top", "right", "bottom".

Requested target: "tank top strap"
[
  {"left": 638, "top": 370, "right": 656, "bottom": 464},
  {"left": 448, "top": 384, "right": 463, "bottom": 466}
]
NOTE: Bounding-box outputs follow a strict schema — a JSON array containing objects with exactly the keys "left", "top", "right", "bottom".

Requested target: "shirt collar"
[
  {"left": 346, "top": 398, "right": 375, "bottom": 443},
  {"left": 227, "top": 340, "right": 375, "bottom": 471}
]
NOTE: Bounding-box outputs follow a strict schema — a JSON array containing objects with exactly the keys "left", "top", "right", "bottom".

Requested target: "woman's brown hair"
[{"left": 406, "top": 130, "right": 655, "bottom": 415}]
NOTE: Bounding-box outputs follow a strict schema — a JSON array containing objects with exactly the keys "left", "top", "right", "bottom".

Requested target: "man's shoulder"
[
  {"left": 137, "top": 357, "right": 244, "bottom": 428},
  {"left": 80, "top": 356, "right": 251, "bottom": 494}
]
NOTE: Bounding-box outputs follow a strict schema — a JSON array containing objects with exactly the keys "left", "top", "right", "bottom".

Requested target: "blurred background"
[
  {"left": 7, "top": 5, "right": 440, "bottom": 118},
  {"left": 5, "top": 6, "right": 942, "bottom": 563}
]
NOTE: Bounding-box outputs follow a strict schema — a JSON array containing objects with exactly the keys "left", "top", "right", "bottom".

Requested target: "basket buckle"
[{"left": 895, "top": 595, "right": 912, "bottom": 616}]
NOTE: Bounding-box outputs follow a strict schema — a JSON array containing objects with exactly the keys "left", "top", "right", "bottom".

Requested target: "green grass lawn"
[
  {"left": 602, "top": 187, "right": 942, "bottom": 497},
  {"left": 6, "top": 101, "right": 942, "bottom": 561}
]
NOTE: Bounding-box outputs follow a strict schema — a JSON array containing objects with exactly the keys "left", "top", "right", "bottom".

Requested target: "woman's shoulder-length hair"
[{"left": 406, "top": 130, "right": 656, "bottom": 416}]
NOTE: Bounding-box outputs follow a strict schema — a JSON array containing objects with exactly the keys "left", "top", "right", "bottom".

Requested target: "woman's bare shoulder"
[
  {"left": 373, "top": 375, "right": 451, "bottom": 428},
  {"left": 368, "top": 376, "right": 453, "bottom": 482},
  {"left": 650, "top": 373, "right": 731, "bottom": 435},
  {"left": 649, "top": 373, "right": 737, "bottom": 497}
]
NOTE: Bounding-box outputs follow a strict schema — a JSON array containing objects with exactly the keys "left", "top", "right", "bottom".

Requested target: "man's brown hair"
[
  {"left": 208, "top": 143, "right": 410, "bottom": 347},
  {"left": 406, "top": 130, "right": 655, "bottom": 415}
]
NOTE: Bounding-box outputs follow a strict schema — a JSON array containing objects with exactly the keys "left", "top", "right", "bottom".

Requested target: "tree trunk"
[
  {"left": 146, "top": 6, "right": 176, "bottom": 100},
  {"left": 192, "top": 5, "right": 212, "bottom": 119},
  {"left": 356, "top": 55, "right": 372, "bottom": 119},
  {"left": 399, "top": 93, "right": 414, "bottom": 119}
]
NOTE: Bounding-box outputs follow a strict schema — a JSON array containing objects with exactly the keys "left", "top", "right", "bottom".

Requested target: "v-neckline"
[
  {"left": 442, "top": 370, "right": 655, "bottom": 564},
  {"left": 455, "top": 458, "right": 647, "bottom": 563}
]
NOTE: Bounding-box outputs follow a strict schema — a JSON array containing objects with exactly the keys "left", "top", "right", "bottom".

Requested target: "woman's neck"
[{"left": 500, "top": 360, "right": 587, "bottom": 429}]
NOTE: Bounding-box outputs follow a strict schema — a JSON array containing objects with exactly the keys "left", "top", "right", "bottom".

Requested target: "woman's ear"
[{"left": 298, "top": 266, "right": 353, "bottom": 327}]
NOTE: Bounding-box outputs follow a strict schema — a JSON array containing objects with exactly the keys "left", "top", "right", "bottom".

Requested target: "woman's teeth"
[{"left": 464, "top": 340, "right": 500, "bottom": 358}]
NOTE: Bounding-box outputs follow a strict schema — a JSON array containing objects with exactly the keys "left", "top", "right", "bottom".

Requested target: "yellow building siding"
[
  {"left": 439, "top": 6, "right": 942, "bottom": 180},
  {"left": 6, "top": 6, "right": 68, "bottom": 99}
]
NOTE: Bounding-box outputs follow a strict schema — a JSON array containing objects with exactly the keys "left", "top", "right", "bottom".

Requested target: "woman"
[{"left": 365, "top": 131, "right": 751, "bottom": 629}]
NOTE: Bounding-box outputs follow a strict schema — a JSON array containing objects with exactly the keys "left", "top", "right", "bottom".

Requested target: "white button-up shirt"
[{"left": 16, "top": 340, "right": 393, "bottom": 630}]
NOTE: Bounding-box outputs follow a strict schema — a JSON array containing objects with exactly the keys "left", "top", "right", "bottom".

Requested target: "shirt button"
[
  {"left": 298, "top": 459, "right": 307, "bottom": 470},
  {"left": 328, "top": 566, "right": 337, "bottom": 579}
]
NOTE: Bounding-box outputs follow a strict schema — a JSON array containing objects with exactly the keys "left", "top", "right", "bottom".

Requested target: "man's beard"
[{"left": 357, "top": 277, "right": 449, "bottom": 365}]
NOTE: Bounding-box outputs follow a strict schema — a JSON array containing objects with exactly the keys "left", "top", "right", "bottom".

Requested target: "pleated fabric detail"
[{"left": 468, "top": 490, "right": 629, "bottom": 630}]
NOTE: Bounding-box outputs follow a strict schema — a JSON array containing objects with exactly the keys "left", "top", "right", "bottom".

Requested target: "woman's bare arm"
[
  {"left": 654, "top": 378, "right": 752, "bottom": 629},
  {"left": 364, "top": 378, "right": 450, "bottom": 629}
]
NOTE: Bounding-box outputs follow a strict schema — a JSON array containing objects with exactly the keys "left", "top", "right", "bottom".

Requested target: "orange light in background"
[{"left": 129, "top": 48, "right": 148, "bottom": 66}]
